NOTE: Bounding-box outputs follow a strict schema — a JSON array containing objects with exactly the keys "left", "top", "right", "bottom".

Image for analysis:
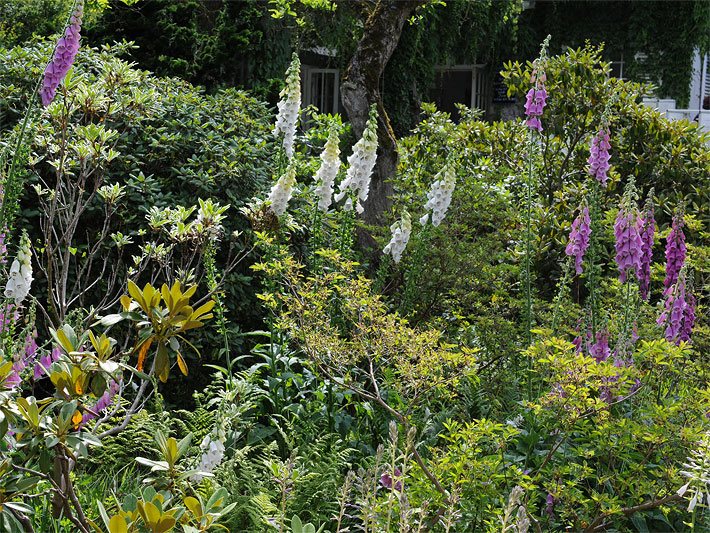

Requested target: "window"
[
  {"left": 302, "top": 67, "right": 339, "bottom": 115},
  {"left": 609, "top": 59, "right": 624, "bottom": 80},
  {"left": 432, "top": 65, "right": 489, "bottom": 119}
]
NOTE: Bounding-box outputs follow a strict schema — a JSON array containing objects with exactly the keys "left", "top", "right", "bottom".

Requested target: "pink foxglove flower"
[
  {"left": 663, "top": 214, "right": 686, "bottom": 290},
  {"left": 380, "top": 468, "right": 403, "bottom": 491},
  {"left": 33, "top": 346, "right": 61, "bottom": 380},
  {"left": 637, "top": 193, "right": 655, "bottom": 300},
  {"left": 524, "top": 87, "right": 548, "bottom": 132},
  {"left": 658, "top": 268, "right": 695, "bottom": 345},
  {"left": 587, "top": 129, "right": 611, "bottom": 186},
  {"left": 614, "top": 182, "right": 643, "bottom": 283},
  {"left": 681, "top": 293, "right": 696, "bottom": 343},
  {"left": 565, "top": 204, "right": 591, "bottom": 275},
  {"left": 589, "top": 328, "right": 610, "bottom": 362},
  {"left": 40, "top": 0, "right": 84, "bottom": 107},
  {"left": 81, "top": 380, "right": 120, "bottom": 426}
]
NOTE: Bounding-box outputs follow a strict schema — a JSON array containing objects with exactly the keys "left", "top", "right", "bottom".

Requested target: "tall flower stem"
[
  {"left": 617, "top": 276, "right": 637, "bottom": 358},
  {"left": 551, "top": 257, "right": 574, "bottom": 333},
  {"left": 338, "top": 193, "right": 356, "bottom": 257},
  {"left": 400, "top": 223, "right": 430, "bottom": 315},
  {"left": 204, "top": 241, "right": 233, "bottom": 387},
  {"left": 2, "top": 0, "right": 81, "bottom": 231},
  {"left": 523, "top": 127, "right": 535, "bottom": 348},
  {"left": 585, "top": 180, "right": 603, "bottom": 338},
  {"left": 310, "top": 202, "right": 323, "bottom": 273}
]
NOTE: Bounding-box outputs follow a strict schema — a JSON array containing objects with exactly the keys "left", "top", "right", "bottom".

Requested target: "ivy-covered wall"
[{"left": 518, "top": 0, "right": 710, "bottom": 107}]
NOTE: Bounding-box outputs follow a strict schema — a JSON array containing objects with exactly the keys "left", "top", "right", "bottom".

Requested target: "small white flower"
[
  {"left": 383, "top": 210, "right": 412, "bottom": 263},
  {"left": 314, "top": 127, "right": 341, "bottom": 212},
  {"left": 421, "top": 161, "right": 456, "bottom": 227},
  {"left": 268, "top": 163, "right": 297, "bottom": 216},
  {"left": 678, "top": 431, "right": 710, "bottom": 512},
  {"left": 191, "top": 434, "right": 226, "bottom": 483},
  {"left": 273, "top": 54, "right": 301, "bottom": 159},
  {"left": 4, "top": 232, "right": 32, "bottom": 305},
  {"left": 334, "top": 105, "right": 378, "bottom": 214}
]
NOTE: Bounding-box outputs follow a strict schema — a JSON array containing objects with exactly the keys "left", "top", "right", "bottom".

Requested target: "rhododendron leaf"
[
  {"left": 100, "top": 314, "right": 124, "bottom": 327},
  {"left": 176, "top": 352, "right": 188, "bottom": 376},
  {"left": 155, "top": 517, "right": 176, "bottom": 533},
  {"left": 192, "top": 300, "right": 216, "bottom": 320},
  {"left": 161, "top": 284, "right": 172, "bottom": 308},
  {"left": 183, "top": 496, "right": 201, "bottom": 518},
  {"left": 136, "top": 337, "right": 154, "bottom": 372},
  {"left": 155, "top": 344, "right": 169, "bottom": 383},
  {"left": 108, "top": 516, "right": 128, "bottom": 533},
  {"left": 127, "top": 281, "right": 144, "bottom": 309},
  {"left": 72, "top": 410, "right": 83, "bottom": 429}
]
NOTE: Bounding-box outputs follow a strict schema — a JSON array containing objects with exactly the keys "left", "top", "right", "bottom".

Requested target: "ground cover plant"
[{"left": 0, "top": 2, "right": 708, "bottom": 532}]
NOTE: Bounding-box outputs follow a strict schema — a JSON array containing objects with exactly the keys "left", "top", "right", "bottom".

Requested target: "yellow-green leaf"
[{"left": 176, "top": 352, "right": 188, "bottom": 376}]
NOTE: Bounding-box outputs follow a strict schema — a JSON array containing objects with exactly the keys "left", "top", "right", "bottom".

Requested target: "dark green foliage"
[
  {"left": 518, "top": 0, "right": 710, "bottom": 107},
  {"left": 90, "top": 0, "right": 295, "bottom": 96},
  {"left": 0, "top": 41, "right": 275, "bottom": 398}
]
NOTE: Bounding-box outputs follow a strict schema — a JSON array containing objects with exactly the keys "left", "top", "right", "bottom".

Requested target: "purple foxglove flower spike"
[
  {"left": 565, "top": 204, "right": 591, "bottom": 275},
  {"left": 40, "top": 0, "right": 84, "bottom": 107},
  {"left": 614, "top": 182, "right": 643, "bottom": 283},
  {"left": 33, "top": 346, "right": 61, "bottom": 380},
  {"left": 524, "top": 87, "right": 548, "bottom": 132},
  {"left": 81, "top": 379, "right": 120, "bottom": 426},
  {"left": 589, "top": 328, "right": 610, "bottom": 362},
  {"left": 546, "top": 493, "right": 556, "bottom": 518},
  {"left": 587, "top": 128, "right": 611, "bottom": 186},
  {"left": 663, "top": 214, "right": 686, "bottom": 290},
  {"left": 637, "top": 192, "right": 655, "bottom": 300},
  {"left": 658, "top": 268, "right": 695, "bottom": 345},
  {"left": 680, "top": 293, "right": 696, "bottom": 343}
]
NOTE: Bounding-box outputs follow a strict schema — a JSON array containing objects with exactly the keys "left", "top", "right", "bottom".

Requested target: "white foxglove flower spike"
[
  {"left": 191, "top": 434, "right": 226, "bottom": 483},
  {"left": 314, "top": 126, "right": 341, "bottom": 212},
  {"left": 383, "top": 210, "right": 412, "bottom": 263},
  {"left": 5, "top": 231, "right": 32, "bottom": 305},
  {"left": 421, "top": 160, "right": 456, "bottom": 227},
  {"left": 273, "top": 53, "right": 301, "bottom": 159},
  {"left": 335, "top": 105, "right": 378, "bottom": 214},
  {"left": 268, "top": 162, "right": 297, "bottom": 216}
]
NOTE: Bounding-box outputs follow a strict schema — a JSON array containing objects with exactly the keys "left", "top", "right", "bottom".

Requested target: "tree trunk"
[{"left": 340, "top": 0, "right": 423, "bottom": 228}]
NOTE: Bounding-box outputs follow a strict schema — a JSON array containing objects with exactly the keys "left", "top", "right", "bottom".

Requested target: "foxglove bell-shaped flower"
[
  {"left": 334, "top": 105, "right": 378, "bottom": 214},
  {"left": 5, "top": 231, "right": 33, "bottom": 305},
  {"left": 81, "top": 380, "right": 120, "bottom": 426},
  {"left": 524, "top": 83, "right": 548, "bottom": 132},
  {"left": 40, "top": 0, "right": 84, "bottom": 106},
  {"left": 614, "top": 181, "right": 642, "bottom": 283},
  {"left": 313, "top": 127, "right": 341, "bottom": 212},
  {"left": 34, "top": 346, "right": 61, "bottom": 380},
  {"left": 268, "top": 163, "right": 297, "bottom": 216},
  {"left": 663, "top": 214, "right": 686, "bottom": 290},
  {"left": 638, "top": 192, "right": 655, "bottom": 300},
  {"left": 383, "top": 210, "right": 412, "bottom": 264},
  {"left": 273, "top": 53, "right": 301, "bottom": 159},
  {"left": 565, "top": 204, "right": 591, "bottom": 275},
  {"left": 191, "top": 434, "right": 226, "bottom": 482},
  {"left": 658, "top": 267, "right": 695, "bottom": 345},
  {"left": 589, "top": 328, "right": 610, "bottom": 362},
  {"left": 420, "top": 161, "right": 456, "bottom": 227},
  {"left": 588, "top": 128, "right": 611, "bottom": 186}
]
